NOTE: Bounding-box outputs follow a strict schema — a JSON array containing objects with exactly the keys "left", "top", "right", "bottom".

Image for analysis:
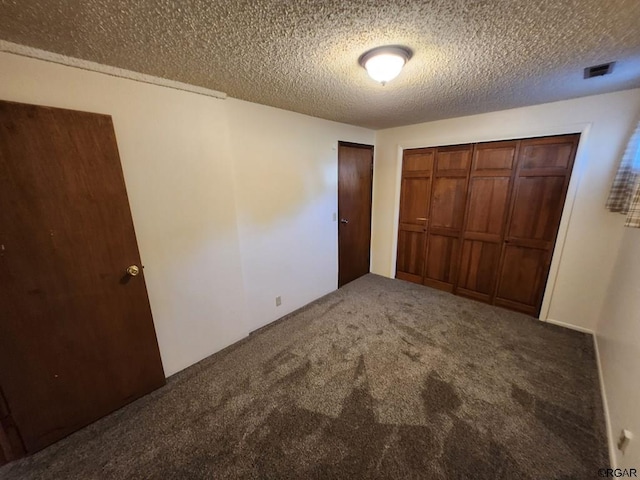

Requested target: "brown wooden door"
[
  {"left": 494, "top": 135, "right": 579, "bottom": 315},
  {"left": 0, "top": 101, "right": 165, "bottom": 460},
  {"left": 457, "top": 141, "right": 518, "bottom": 302},
  {"left": 396, "top": 134, "right": 579, "bottom": 317},
  {"left": 422, "top": 145, "right": 472, "bottom": 292},
  {"left": 338, "top": 142, "right": 373, "bottom": 287},
  {"left": 396, "top": 148, "right": 434, "bottom": 283}
]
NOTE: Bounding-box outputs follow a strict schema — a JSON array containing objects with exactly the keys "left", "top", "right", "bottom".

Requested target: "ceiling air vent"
[{"left": 584, "top": 62, "right": 615, "bottom": 79}]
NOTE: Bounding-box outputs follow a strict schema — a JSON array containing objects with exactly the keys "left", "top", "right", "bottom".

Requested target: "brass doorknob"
[{"left": 126, "top": 265, "right": 140, "bottom": 276}]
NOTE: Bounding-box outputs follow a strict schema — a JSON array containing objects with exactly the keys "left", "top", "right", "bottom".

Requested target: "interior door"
[
  {"left": 456, "top": 141, "right": 518, "bottom": 302},
  {"left": 0, "top": 101, "right": 165, "bottom": 460},
  {"left": 338, "top": 142, "right": 374, "bottom": 287},
  {"left": 396, "top": 148, "right": 434, "bottom": 283},
  {"left": 422, "top": 145, "right": 472, "bottom": 292},
  {"left": 494, "top": 135, "right": 579, "bottom": 315}
]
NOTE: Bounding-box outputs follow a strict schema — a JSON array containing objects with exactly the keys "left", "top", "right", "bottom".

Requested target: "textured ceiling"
[{"left": 1, "top": 0, "right": 640, "bottom": 129}]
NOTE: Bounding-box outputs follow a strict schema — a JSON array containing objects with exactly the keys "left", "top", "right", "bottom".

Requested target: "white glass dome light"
[{"left": 359, "top": 46, "right": 413, "bottom": 85}]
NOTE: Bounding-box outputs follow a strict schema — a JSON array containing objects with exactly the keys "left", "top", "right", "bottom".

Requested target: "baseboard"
[
  {"left": 545, "top": 317, "right": 594, "bottom": 334},
  {"left": 593, "top": 334, "right": 617, "bottom": 468}
]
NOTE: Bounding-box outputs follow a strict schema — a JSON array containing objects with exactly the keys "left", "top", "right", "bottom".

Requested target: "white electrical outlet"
[
  {"left": 333, "top": 212, "right": 337, "bottom": 221},
  {"left": 275, "top": 296, "right": 282, "bottom": 307},
  {"left": 618, "top": 429, "right": 633, "bottom": 454}
]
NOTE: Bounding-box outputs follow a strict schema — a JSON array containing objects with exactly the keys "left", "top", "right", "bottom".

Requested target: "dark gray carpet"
[{"left": 0, "top": 274, "right": 609, "bottom": 479}]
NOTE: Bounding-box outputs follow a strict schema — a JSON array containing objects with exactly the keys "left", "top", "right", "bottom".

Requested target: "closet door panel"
[
  {"left": 396, "top": 228, "right": 426, "bottom": 282},
  {"left": 519, "top": 142, "right": 574, "bottom": 170},
  {"left": 423, "top": 145, "right": 472, "bottom": 292},
  {"left": 399, "top": 177, "right": 431, "bottom": 225},
  {"left": 430, "top": 177, "right": 467, "bottom": 229},
  {"left": 465, "top": 177, "right": 510, "bottom": 235},
  {"left": 495, "top": 245, "right": 549, "bottom": 314},
  {"left": 474, "top": 147, "right": 515, "bottom": 171},
  {"left": 457, "top": 240, "right": 502, "bottom": 298},
  {"left": 396, "top": 149, "right": 434, "bottom": 283},
  {"left": 508, "top": 176, "right": 566, "bottom": 242},
  {"left": 495, "top": 135, "right": 579, "bottom": 316},
  {"left": 456, "top": 141, "right": 517, "bottom": 302},
  {"left": 436, "top": 148, "right": 471, "bottom": 172},
  {"left": 424, "top": 234, "right": 459, "bottom": 291},
  {"left": 403, "top": 150, "right": 435, "bottom": 172}
]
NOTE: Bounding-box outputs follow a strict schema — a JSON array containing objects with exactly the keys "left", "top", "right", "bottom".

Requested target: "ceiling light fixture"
[{"left": 359, "top": 46, "right": 413, "bottom": 85}]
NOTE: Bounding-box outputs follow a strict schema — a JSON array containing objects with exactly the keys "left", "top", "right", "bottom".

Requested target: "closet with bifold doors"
[{"left": 396, "top": 134, "right": 579, "bottom": 317}]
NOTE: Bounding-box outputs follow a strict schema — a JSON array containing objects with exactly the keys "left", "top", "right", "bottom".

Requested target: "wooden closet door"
[
  {"left": 423, "top": 145, "right": 472, "bottom": 292},
  {"left": 396, "top": 149, "right": 434, "bottom": 283},
  {"left": 457, "top": 141, "right": 518, "bottom": 302},
  {"left": 494, "top": 135, "right": 579, "bottom": 315}
]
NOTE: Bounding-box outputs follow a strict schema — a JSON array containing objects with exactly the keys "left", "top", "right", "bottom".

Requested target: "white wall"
[
  {"left": 0, "top": 51, "right": 374, "bottom": 375},
  {"left": 0, "top": 52, "right": 249, "bottom": 376},
  {"left": 227, "top": 99, "right": 374, "bottom": 331},
  {"left": 372, "top": 89, "right": 640, "bottom": 331},
  {"left": 597, "top": 209, "right": 640, "bottom": 467}
]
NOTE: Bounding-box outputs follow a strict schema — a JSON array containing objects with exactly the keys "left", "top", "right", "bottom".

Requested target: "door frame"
[
  {"left": 337, "top": 141, "right": 374, "bottom": 287},
  {"left": 390, "top": 124, "right": 591, "bottom": 321}
]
